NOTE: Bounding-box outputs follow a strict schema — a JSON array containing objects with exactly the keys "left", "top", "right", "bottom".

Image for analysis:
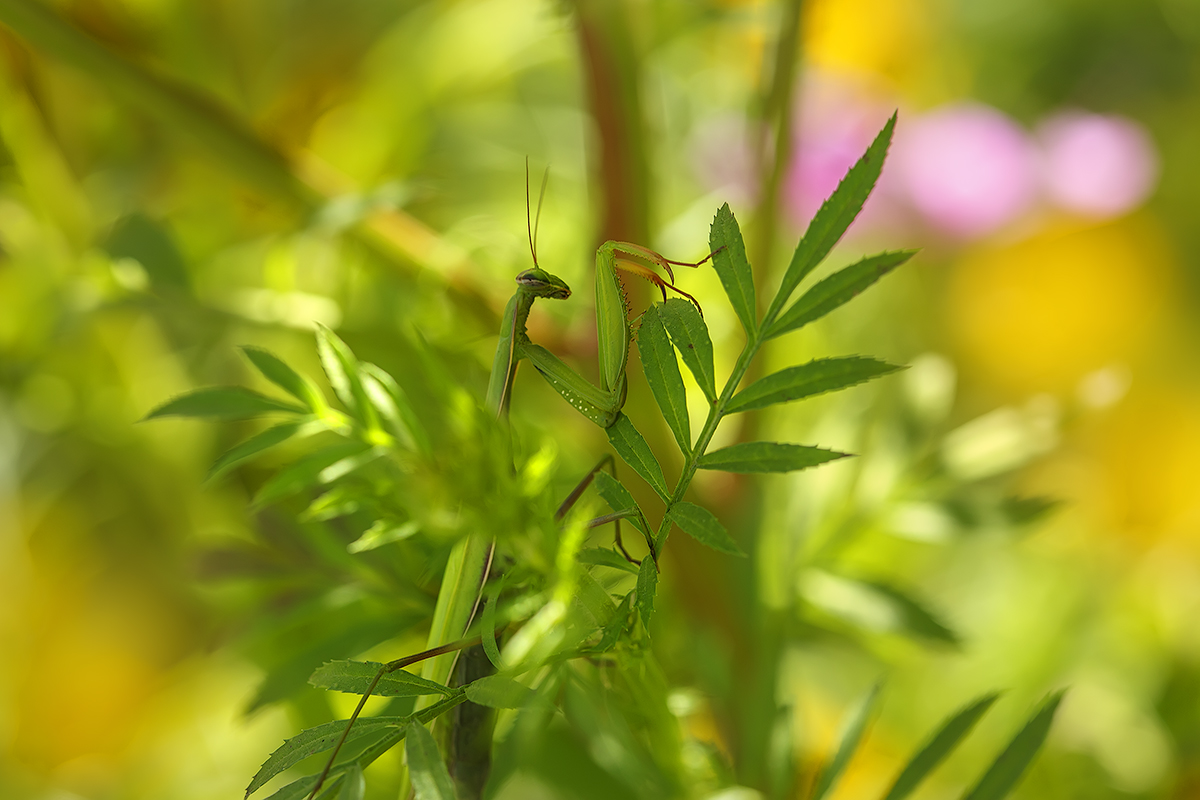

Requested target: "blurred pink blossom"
[
  {"left": 892, "top": 103, "right": 1039, "bottom": 239},
  {"left": 1038, "top": 111, "right": 1158, "bottom": 218}
]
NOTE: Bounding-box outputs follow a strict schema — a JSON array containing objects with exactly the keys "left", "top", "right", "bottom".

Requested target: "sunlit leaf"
[
  {"left": 770, "top": 114, "right": 897, "bottom": 318},
  {"left": 253, "top": 442, "right": 368, "bottom": 507},
  {"left": 962, "top": 691, "right": 1065, "bottom": 800},
  {"left": 242, "top": 346, "right": 327, "bottom": 411},
  {"left": 347, "top": 520, "right": 419, "bottom": 553},
  {"left": 812, "top": 682, "right": 883, "bottom": 800},
  {"left": 316, "top": 325, "right": 378, "bottom": 430},
  {"left": 361, "top": 362, "right": 431, "bottom": 455},
  {"left": 697, "top": 442, "right": 850, "bottom": 473},
  {"left": 767, "top": 250, "right": 915, "bottom": 340},
  {"left": 637, "top": 557, "right": 658, "bottom": 627},
  {"left": 709, "top": 203, "right": 757, "bottom": 335},
  {"left": 208, "top": 420, "right": 311, "bottom": 480},
  {"left": 465, "top": 675, "right": 535, "bottom": 709},
  {"left": 659, "top": 297, "right": 716, "bottom": 401},
  {"left": 882, "top": 693, "right": 1000, "bottom": 800},
  {"left": 310, "top": 661, "right": 453, "bottom": 698},
  {"left": 592, "top": 471, "right": 647, "bottom": 535},
  {"left": 406, "top": 721, "right": 457, "bottom": 800},
  {"left": 666, "top": 501, "right": 744, "bottom": 556},
  {"left": 246, "top": 716, "right": 406, "bottom": 797},
  {"left": 725, "top": 357, "right": 902, "bottom": 414},
  {"left": 606, "top": 414, "right": 670, "bottom": 501},
  {"left": 639, "top": 304, "right": 691, "bottom": 455},
  {"left": 145, "top": 386, "right": 305, "bottom": 420}
]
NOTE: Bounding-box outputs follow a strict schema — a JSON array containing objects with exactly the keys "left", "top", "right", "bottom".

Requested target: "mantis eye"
[{"left": 517, "top": 269, "right": 571, "bottom": 300}]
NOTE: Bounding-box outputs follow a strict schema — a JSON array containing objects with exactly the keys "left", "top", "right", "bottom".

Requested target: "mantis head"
[{"left": 517, "top": 268, "right": 571, "bottom": 300}]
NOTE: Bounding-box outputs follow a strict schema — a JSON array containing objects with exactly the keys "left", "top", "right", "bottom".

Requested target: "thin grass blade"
[
  {"left": 812, "top": 682, "right": 883, "bottom": 800},
  {"left": 881, "top": 693, "right": 1000, "bottom": 800},
  {"left": 961, "top": 691, "right": 1065, "bottom": 800}
]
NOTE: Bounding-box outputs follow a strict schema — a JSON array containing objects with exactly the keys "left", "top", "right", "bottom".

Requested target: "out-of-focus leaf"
[
  {"left": 882, "top": 693, "right": 1000, "bottom": 800},
  {"left": 812, "top": 682, "right": 883, "bottom": 800},
  {"left": 261, "top": 773, "right": 320, "bottom": 800},
  {"left": 697, "top": 442, "right": 850, "bottom": 473},
  {"left": 709, "top": 203, "right": 757, "bottom": 335},
  {"left": 406, "top": 721, "right": 457, "bottom": 800},
  {"left": 360, "top": 362, "right": 430, "bottom": 454},
  {"left": 242, "top": 346, "right": 328, "bottom": 412},
  {"left": 591, "top": 592, "right": 632, "bottom": 653},
  {"left": 770, "top": 114, "right": 897, "bottom": 318},
  {"left": 577, "top": 547, "right": 639, "bottom": 574},
  {"left": 208, "top": 420, "right": 311, "bottom": 480},
  {"left": 867, "top": 581, "right": 959, "bottom": 644},
  {"left": 637, "top": 557, "right": 657, "bottom": 627},
  {"left": 253, "top": 441, "right": 370, "bottom": 507},
  {"left": 310, "top": 661, "right": 453, "bottom": 698},
  {"left": 246, "top": 716, "right": 406, "bottom": 797},
  {"left": 146, "top": 386, "right": 305, "bottom": 420},
  {"left": 482, "top": 589, "right": 502, "bottom": 669},
  {"left": 638, "top": 304, "right": 691, "bottom": 455},
  {"left": 660, "top": 297, "right": 716, "bottom": 401},
  {"left": 592, "top": 471, "right": 647, "bottom": 535},
  {"left": 1000, "top": 496, "right": 1060, "bottom": 527},
  {"left": 666, "top": 501, "right": 744, "bottom": 556},
  {"left": 767, "top": 250, "right": 914, "bottom": 340},
  {"left": 802, "top": 572, "right": 959, "bottom": 645},
  {"left": 465, "top": 675, "right": 535, "bottom": 709},
  {"left": 347, "top": 520, "right": 419, "bottom": 553},
  {"left": 105, "top": 212, "right": 189, "bottom": 291},
  {"left": 726, "top": 357, "right": 902, "bottom": 414},
  {"left": 606, "top": 414, "right": 669, "bottom": 501},
  {"left": 337, "top": 764, "right": 364, "bottom": 800},
  {"left": 962, "top": 691, "right": 1065, "bottom": 800},
  {"left": 316, "top": 325, "right": 377, "bottom": 429}
]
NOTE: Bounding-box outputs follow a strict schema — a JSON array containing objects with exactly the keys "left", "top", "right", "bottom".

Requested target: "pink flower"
[
  {"left": 892, "top": 103, "right": 1039, "bottom": 239},
  {"left": 1038, "top": 111, "right": 1158, "bottom": 218}
]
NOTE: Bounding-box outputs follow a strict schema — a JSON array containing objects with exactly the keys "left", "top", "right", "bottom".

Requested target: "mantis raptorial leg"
[{"left": 306, "top": 166, "right": 708, "bottom": 799}]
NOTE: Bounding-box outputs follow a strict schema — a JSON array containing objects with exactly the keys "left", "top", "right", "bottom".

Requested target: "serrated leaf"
[
  {"left": 882, "top": 693, "right": 1000, "bottom": 800},
  {"left": 606, "top": 414, "right": 670, "bottom": 501},
  {"left": 697, "top": 442, "right": 850, "bottom": 473},
  {"left": 246, "top": 716, "right": 406, "bottom": 797},
  {"left": 208, "top": 420, "right": 310, "bottom": 480},
  {"left": 337, "top": 764, "right": 364, "bottom": 800},
  {"left": 242, "top": 346, "right": 326, "bottom": 411},
  {"left": 253, "top": 442, "right": 369, "bottom": 507},
  {"left": 592, "top": 471, "right": 647, "bottom": 535},
  {"left": 660, "top": 297, "right": 716, "bottom": 401},
  {"left": 812, "top": 682, "right": 883, "bottom": 800},
  {"left": 465, "top": 675, "right": 535, "bottom": 709},
  {"left": 146, "top": 386, "right": 305, "bottom": 420},
  {"left": 771, "top": 114, "right": 897, "bottom": 318},
  {"left": 261, "top": 774, "right": 321, "bottom": 800},
  {"left": 316, "top": 325, "right": 378, "bottom": 430},
  {"left": 406, "top": 722, "right": 457, "bottom": 800},
  {"left": 726, "top": 357, "right": 902, "bottom": 414},
  {"left": 578, "top": 546, "right": 639, "bottom": 574},
  {"left": 666, "top": 501, "right": 745, "bottom": 556},
  {"left": 310, "top": 661, "right": 453, "bottom": 698},
  {"left": 638, "top": 304, "right": 691, "bottom": 455},
  {"left": 767, "top": 250, "right": 915, "bottom": 340},
  {"left": 710, "top": 204, "right": 756, "bottom": 335},
  {"left": 962, "top": 691, "right": 1065, "bottom": 800},
  {"left": 360, "top": 362, "right": 431, "bottom": 455},
  {"left": 636, "top": 557, "right": 657, "bottom": 628}
]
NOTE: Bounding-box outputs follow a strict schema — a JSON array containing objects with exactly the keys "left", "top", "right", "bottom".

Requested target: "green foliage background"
[{"left": 0, "top": 0, "right": 1198, "bottom": 798}]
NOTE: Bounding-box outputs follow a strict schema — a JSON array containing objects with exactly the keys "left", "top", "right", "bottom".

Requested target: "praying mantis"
[{"left": 305, "top": 168, "right": 712, "bottom": 799}]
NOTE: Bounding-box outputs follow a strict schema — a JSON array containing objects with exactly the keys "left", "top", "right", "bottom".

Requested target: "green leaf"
[
  {"left": 577, "top": 547, "right": 639, "bottom": 574},
  {"left": 406, "top": 721, "right": 457, "bottom": 800},
  {"left": 697, "top": 442, "right": 850, "bottom": 473},
  {"left": 208, "top": 420, "right": 310, "bottom": 480},
  {"left": 771, "top": 114, "right": 897, "bottom": 319},
  {"left": 709, "top": 203, "right": 757, "bottom": 335},
  {"left": 767, "top": 250, "right": 915, "bottom": 340},
  {"left": 636, "top": 557, "right": 657, "bottom": 628},
  {"left": 242, "top": 346, "right": 327, "bottom": 411},
  {"left": 666, "top": 501, "right": 744, "bottom": 556},
  {"left": 337, "top": 764, "right": 364, "bottom": 800},
  {"left": 592, "top": 592, "right": 632, "bottom": 653},
  {"left": 638, "top": 304, "right": 691, "bottom": 455},
  {"left": 882, "top": 693, "right": 1000, "bottom": 800},
  {"left": 482, "top": 589, "right": 502, "bottom": 669},
  {"left": 465, "top": 675, "right": 535, "bottom": 709},
  {"left": 660, "top": 297, "right": 716, "bottom": 401},
  {"left": 606, "top": 414, "right": 670, "bottom": 501},
  {"left": 261, "top": 774, "right": 321, "bottom": 800},
  {"left": 253, "top": 442, "right": 369, "bottom": 507},
  {"left": 592, "top": 471, "right": 647, "bottom": 535},
  {"left": 316, "top": 325, "right": 378, "bottom": 429},
  {"left": 726, "top": 357, "right": 902, "bottom": 414},
  {"left": 812, "top": 682, "right": 883, "bottom": 800},
  {"left": 862, "top": 581, "right": 959, "bottom": 645},
  {"left": 246, "top": 716, "right": 406, "bottom": 797},
  {"left": 347, "top": 520, "right": 419, "bottom": 553},
  {"left": 962, "top": 691, "right": 1065, "bottom": 800},
  {"left": 146, "top": 386, "right": 305, "bottom": 420},
  {"left": 1000, "top": 496, "right": 1060, "bottom": 527},
  {"left": 310, "top": 661, "right": 454, "bottom": 698},
  {"left": 360, "top": 362, "right": 431, "bottom": 455}
]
